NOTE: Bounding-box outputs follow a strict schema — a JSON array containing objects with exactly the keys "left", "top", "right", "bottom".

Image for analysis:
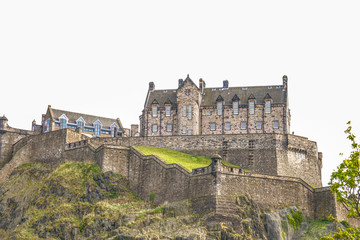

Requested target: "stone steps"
[{"left": 216, "top": 196, "right": 238, "bottom": 215}]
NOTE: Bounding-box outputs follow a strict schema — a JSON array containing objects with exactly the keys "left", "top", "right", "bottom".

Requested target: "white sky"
[{"left": 1, "top": 1, "right": 360, "bottom": 186}]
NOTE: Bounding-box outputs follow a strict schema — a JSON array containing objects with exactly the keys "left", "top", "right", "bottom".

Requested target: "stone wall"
[{"left": 87, "top": 133, "right": 322, "bottom": 187}]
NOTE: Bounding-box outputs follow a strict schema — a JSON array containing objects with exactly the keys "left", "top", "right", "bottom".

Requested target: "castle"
[{"left": 0, "top": 75, "right": 358, "bottom": 227}]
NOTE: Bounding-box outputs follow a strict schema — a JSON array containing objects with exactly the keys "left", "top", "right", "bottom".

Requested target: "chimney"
[
  {"left": 223, "top": 80, "right": 229, "bottom": 89},
  {"left": 283, "top": 75, "right": 288, "bottom": 89},
  {"left": 178, "top": 79, "right": 184, "bottom": 88},
  {"left": 199, "top": 78, "right": 206, "bottom": 92},
  {"left": 0, "top": 115, "right": 9, "bottom": 130},
  {"left": 149, "top": 82, "right": 155, "bottom": 91}
]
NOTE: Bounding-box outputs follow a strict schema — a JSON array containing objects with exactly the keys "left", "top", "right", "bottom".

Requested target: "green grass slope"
[{"left": 134, "top": 146, "right": 241, "bottom": 171}]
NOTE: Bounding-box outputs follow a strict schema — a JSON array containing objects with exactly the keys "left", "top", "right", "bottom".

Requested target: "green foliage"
[
  {"left": 287, "top": 209, "right": 304, "bottom": 230},
  {"left": 320, "top": 216, "right": 360, "bottom": 240},
  {"left": 134, "top": 146, "right": 242, "bottom": 171},
  {"left": 329, "top": 121, "right": 360, "bottom": 218}
]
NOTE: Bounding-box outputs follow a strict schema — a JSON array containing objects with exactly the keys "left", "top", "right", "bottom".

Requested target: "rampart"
[
  {"left": 1, "top": 128, "right": 356, "bottom": 226},
  {"left": 86, "top": 133, "right": 322, "bottom": 187}
]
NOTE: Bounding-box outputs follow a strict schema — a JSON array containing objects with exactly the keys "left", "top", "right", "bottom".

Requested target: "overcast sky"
[{"left": 1, "top": 0, "right": 359, "bottom": 185}]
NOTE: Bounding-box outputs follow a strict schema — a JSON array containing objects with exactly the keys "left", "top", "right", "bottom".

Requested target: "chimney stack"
[
  {"left": 283, "top": 75, "right": 288, "bottom": 89},
  {"left": 149, "top": 82, "right": 155, "bottom": 91},
  {"left": 199, "top": 78, "right": 206, "bottom": 91},
  {"left": 223, "top": 80, "right": 229, "bottom": 89},
  {"left": 178, "top": 79, "right": 184, "bottom": 88}
]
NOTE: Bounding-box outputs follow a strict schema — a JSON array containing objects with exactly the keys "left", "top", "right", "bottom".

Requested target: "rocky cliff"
[{"left": 0, "top": 162, "right": 341, "bottom": 239}]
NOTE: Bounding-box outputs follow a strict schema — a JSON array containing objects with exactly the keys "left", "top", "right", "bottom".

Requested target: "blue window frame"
[
  {"left": 77, "top": 121, "right": 84, "bottom": 132},
  {"left": 95, "top": 124, "right": 101, "bottom": 136},
  {"left": 60, "top": 118, "right": 67, "bottom": 129}
]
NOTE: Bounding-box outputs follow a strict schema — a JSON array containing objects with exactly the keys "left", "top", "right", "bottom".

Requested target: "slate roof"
[
  {"left": 145, "top": 84, "right": 286, "bottom": 108},
  {"left": 50, "top": 108, "right": 123, "bottom": 129},
  {"left": 145, "top": 89, "right": 178, "bottom": 108},
  {"left": 201, "top": 85, "right": 286, "bottom": 106}
]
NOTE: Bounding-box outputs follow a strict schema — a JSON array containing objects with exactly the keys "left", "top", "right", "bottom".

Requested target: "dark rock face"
[{"left": 0, "top": 162, "right": 339, "bottom": 240}]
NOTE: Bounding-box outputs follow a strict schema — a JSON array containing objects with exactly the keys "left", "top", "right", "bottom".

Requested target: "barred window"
[
  {"left": 241, "top": 121, "right": 247, "bottom": 130},
  {"left": 210, "top": 123, "right": 216, "bottom": 131},
  {"left": 165, "top": 106, "right": 171, "bottom": 117},
  {"left": 182, "top": 126, "right": 187, "bottom": 134},
  {"left": 152, "top": 106, "right": 158, "bottom": 117},
  {"left": 188, "top": 105, "right": 192, "bottom": 120},
  {"left": 233, "top": 101, "right": 239, "bottom": 115},
  {"left": 152, "top": 124, "right": 158, "bottom": 132},
  {"left": 265, "top": 101, "right": 271, "bottom": 114},
  {"left": 249, "top": 101, "right": 255, "bottom": 115},
  {"left": 257, "top": 121, "right": 262, "bottom": 130},
  {"left": 166, "top": 124, "right": 172, "bottom": 132},
  {"left": 217, "top": 102, "right": 223, "bottom": 115},
  {"left": 273, "top": 120, "right": 279, "bottom": 129}
]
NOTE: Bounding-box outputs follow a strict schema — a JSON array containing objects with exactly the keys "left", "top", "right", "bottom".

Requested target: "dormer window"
[
  {"left": 76, "top": 117, "right": 85, "bottom": 133},
  {"left": 94, "top": 120, "right": 102, "bottom": 137},
  {"left": 111, "top": 123, "right": 118, "bottom": 137},
  {"left": 265, "top": 101, "right": 271, "bottom": 114},
  {"left": 249, "top": 101, "right": 255, "bottom": 115},
  {"left": 59, "top": 114, "right": 68, "bottom": 129},
  {"left": 152, "top": 106, "right": 158, "bottom": 117},
  {"left": 217, "top": 102, "right": 223, "bottom": 116},
  {"left": 165, "top": 105, "right": 171, "bottom": 117},
  {"left": 233, "top": 101, "right": 239, "bottom": 115}
]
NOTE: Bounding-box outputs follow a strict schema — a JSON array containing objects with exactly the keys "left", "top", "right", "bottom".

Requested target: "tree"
[
  {"left": 330, "top": 121, "right": 360, "bottom": 218},
  {"left": 320, "top": 122, "right": 360, "bottom": 240}
]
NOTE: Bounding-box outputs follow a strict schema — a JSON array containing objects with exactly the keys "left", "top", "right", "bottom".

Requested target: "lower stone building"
[{"left": 33, "top": 105, "right": 128, "bottom": 137}]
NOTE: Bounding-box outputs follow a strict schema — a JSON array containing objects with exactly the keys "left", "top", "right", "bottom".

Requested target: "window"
[
  {"left": 265, "top": 101, "right": 271, "bottom": 114},
  {"left": 152, "top": 106, "right": 158, "bottom": 117},
  {"left": 257, "top": 121, "right": 262, "bottom": 130},
  {"left": 77, "top": 121, "right": 84, "bottom": 132},
  {"left": 182, "top": 126, "right": 187, "bottom": 134},
  {"left": 225, "top": 122, "right": 231, "bottom": 131},
  {"left": 217, "top": 102, "right": 223, "bottom": 115},
  {"left": 185, "top": 89, "right": 190, "bottom": 96},
  {"left": 249, "top": 101, "right": 255, "bottom": 115},
  {"left": 165, "top": 106, "right": 171, "bottom": 117},
  {"left": 249, "top": 140, "right": 255, "bottom": 149},
  {"left": 241, "top": 121, "right": 247, "bottom": 130},
  {"left": 152, "top": 124, "right": 158, "bottom": 132},
  {"left": 183, "top": 105, "right": 187, "bottom": 117},
  {"left": 233, "top": 101, "right": 239, "bottom": 115},
  {"left": 60, "top": 118, "right": 67, "bottom": 129},
  {"left": 44, "top": 119, "right": 50, "bottom": 132},
  {"left": 273, "top": 120, "right": 279, "bottom": 129},
  {"left": 188, "top": 105, "right": 192, "bottom": 120},
  {"left": 166, "top": 124, "right": 172, "bottom": 132},
  {"left": 210, "top": 123, "right": 216, "bottom": 131},
  {"left": 95, "top": 124, "right": 101, "bottom": 136},
  {"left": 188, "top": 130, "right": 192, "bottom": 135}
]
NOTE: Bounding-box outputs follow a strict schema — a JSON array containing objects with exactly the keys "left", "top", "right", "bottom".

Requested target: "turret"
[{"left": 0, "top": 115, "right": 9, "bottom": 130}]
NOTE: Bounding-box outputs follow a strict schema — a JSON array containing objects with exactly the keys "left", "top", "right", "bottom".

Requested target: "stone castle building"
[
  {"left": 32, "top": 105, "right": 128, "bottom": 137},
  {"left": 140, "top": 75, "right": 290, "bottom": 137},
  {"left": 1, "top": 74, "right": 358, "bottom": 228}
]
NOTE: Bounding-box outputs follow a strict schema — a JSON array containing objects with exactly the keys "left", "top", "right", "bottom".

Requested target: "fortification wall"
[
  {"left": 88, "top": 133, "right": 322, "bottom": 187},
  {"left": 0, "top": 129, "right": 34, "bottom": 169}
]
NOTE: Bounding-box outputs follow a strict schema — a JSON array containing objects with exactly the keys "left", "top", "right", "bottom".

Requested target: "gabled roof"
[{"left": 49, "top": 107, "right": 123, "bottom": 130}]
